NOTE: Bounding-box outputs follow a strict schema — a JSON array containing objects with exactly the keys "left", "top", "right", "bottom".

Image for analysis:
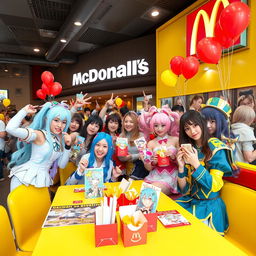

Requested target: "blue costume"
[{"left": 176, "top": 137, "right": 235, "bottom": 235}]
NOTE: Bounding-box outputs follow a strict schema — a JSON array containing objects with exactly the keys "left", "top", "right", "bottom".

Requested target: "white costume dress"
[{"left": 6, "top": 108, "right": 70, "bottom": 190}]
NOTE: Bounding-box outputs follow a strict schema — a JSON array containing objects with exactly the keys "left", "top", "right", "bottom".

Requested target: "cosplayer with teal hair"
[
  {"left": 7, "top": 101, "right": 72, "bottom": 191},
  {"left": 9, "top": 102, "right": 71, "bottom": 168},
  {"left": 88, "top": 132, "right": 114, "bottom": 181},
  {"left": 137, "top": 187, "right": 158, "bottom": 214},
  {"left": 65, "top": 132, "right": 122, "bottom": 185}
]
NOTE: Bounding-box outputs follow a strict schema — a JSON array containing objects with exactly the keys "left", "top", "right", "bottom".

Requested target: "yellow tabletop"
[{"left": 32, "top": 181, "right": 247, "bottom": 256}]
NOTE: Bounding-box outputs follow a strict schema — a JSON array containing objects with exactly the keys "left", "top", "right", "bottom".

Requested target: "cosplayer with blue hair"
[
  {"left": 6, "top": 101, "right": 72, "bottom": 191},
  {"left": 201, "top": 97, "right": 234, "bottom": 141},
  {"left": 66, "top": 132, "right": 122, "bottom": 185},
  {"left": 88, "top": 132, "right": 113, "bottom": 181},
  {"left": 201, "top": 107, "right": 230, "bottom": 139},
  {"left": 137, "top": 187, "right": 158, "bottom": 214}
]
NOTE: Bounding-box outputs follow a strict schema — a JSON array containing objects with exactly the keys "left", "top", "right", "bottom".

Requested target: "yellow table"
[{"left": 32, "top": 182, "right": 247, "bottom": 256}]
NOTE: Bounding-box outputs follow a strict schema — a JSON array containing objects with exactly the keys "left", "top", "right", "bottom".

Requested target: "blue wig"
[
  {"left": 88, "top": 132, "right": 113, "bottom": 182},
  {"left": 201, "top": 107, "right": 233, "bottom": 139},
  {"left": 137, "top": 187, "right": 158, "bottom": 213},
  {"left": 9, "top": 102, "right": 71, "bottom": 168}
]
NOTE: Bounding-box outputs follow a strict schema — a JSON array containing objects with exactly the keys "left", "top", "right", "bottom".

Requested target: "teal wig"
[{"left": 9, "top": 102, "right": 71, "bottom": 168}]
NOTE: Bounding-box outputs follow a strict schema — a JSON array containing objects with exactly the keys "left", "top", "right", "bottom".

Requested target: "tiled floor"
[{"left": 0, "top": 167, "right": 10, "bottom": 210}]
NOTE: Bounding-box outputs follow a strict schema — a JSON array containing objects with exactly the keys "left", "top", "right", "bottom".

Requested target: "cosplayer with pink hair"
[
  {"left": 139, "top": 105, "right": 180, "bottom": 195},
  {"left": 139, "top": 105, "right": 180, "bottom": 139}
]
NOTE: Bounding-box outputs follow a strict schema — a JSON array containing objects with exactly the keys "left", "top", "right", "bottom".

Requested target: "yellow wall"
[{"left": 156, "top": 0, "right": 255, "bottom": 106}]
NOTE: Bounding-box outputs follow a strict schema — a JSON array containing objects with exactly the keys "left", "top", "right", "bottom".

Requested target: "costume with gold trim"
[{"left": 176, "top": 138, "right": 234, "bottom": 235}]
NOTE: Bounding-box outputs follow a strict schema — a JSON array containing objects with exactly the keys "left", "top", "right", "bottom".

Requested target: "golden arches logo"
[
  {"left": 190, "top": 0, "right": 230, "bottom": 55},
  {"left": 131, "top": 232, "right": 142, "bottom": 243}
]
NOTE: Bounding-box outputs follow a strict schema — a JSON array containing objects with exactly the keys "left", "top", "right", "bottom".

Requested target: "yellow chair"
[
  {"left": 59, "top": 161, "right": 77, "bottom": 185},
  {"left": 221, "top": 182, "right": 256, "bottom": 256},
  {"left": 7, "top": 185, "right": 51, "bottom": 252},
  {"left": 0, "top": 205, "right": 32, "bottom": 256}
]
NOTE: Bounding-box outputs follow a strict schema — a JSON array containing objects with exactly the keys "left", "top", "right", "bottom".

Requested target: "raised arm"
[
  {"left": 6, "top": 105, "right": 41, "bottom": 143},
  {"left": 99, "top": 93, "right": 118, "bottom": 119},
  {"left": 70, "top": 92, "right": 91, "bottom": 114}
]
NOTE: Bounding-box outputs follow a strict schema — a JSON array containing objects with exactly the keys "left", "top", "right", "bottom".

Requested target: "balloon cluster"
[
  {"left": 197, "top": 2, "right": 250, "bottom": 64},
  {"left": 161, "top": 55, "right": 200, "bottom": 86},
  {"left": 161, "top": 2, "right": 250, "bottom": 86},
  {"left": 115, "top": 97, "right": 125, "bottom": 108},
  {"left": 36, "top": 71, "right": 63, "bottom": 100}
]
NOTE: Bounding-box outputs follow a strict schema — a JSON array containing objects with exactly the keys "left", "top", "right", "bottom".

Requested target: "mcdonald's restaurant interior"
[{"left": 0, "top": 0, "right": 256, "bottom": 255}]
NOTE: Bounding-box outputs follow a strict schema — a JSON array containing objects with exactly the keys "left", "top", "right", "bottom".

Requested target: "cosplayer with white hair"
[
  {"left": 7, "top": 101, "right": 72, "bottom": 191},
  {"left": 138, "top": 105, "right": 180, "bottom": 195}
]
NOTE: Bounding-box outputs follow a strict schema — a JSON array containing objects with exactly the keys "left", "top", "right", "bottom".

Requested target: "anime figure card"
[
  {"left": 84, "top": 168, "right": 104, "bottom": 199},
  {"left": 116, "top": 137, "right": 128, "bottom": 156},
  {"left": 76, "top": 93, "right": 84, "bottom": 111},
  {"left": 136, "top": 182, "right": 161, "bottom": 214},
  {"left": 70, "top": 136, "right": 85, "bottom": 161},
  {"left": 134, "top": 137, "right": 147, "bottom": 152}
]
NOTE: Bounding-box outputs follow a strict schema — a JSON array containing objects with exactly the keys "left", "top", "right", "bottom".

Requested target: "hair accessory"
[
  {"left": 201, "top": 97, "right": 231, "bottom": 119},
  {"left": 149, "top": 107, "right": 174, "bottom": 121},
  {"left": 127, "top": 110, "right": 138, "bottom": 117},
  {"left": 239, "top": 89, "right": 253, "bottom": 97},
  {"left": 50, "top": 101, "right": 69, "bottom": 109}
]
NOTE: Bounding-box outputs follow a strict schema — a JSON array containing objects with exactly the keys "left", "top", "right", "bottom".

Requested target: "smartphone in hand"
[{"left": 181, "top": 144, "right": 193, "bottom": 152}]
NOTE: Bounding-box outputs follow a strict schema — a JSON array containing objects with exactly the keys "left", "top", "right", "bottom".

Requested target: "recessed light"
[
  {"left": 74, "top": 21, "right": 82, "bottom": 26},
  {"left": 98, "top": 97, "right": 102, "bottom": 99},
  {"left": 123, "top": 95, "right": 127, "bottom": 97},
  {"left": 33, "top": 48, "right": 40, "bottom": 52},
  {"left": 4, "top": 69, "right": 8, "bottom": 72},
  {"left": 60, "top": 39, "right": 67, "bottom": 43},
  {"left": 151, "top": 10, "right": 159, "bottom": 17}
]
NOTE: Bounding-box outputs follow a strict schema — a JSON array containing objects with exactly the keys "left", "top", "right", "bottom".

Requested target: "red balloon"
[
  {"left": 41, "top": 71, "right": 54, "bottom": 87},
  {"left": 170, "top": 56, "right": 184, "bottom": 75},
  {"left": 197, "top": 37, "right": 222, "bottom": 64},
  {"left": 41, "top": 83, "right": 50, "bottom": 95},
  {"left": 36, "top": 89, "right": 46, "bottom": 100},
  {"left": 50, "top": 82, "right": 62, "bottom": 96},
  {"left": 181, "top": 56, "right": 199, "bottom": 80},
  {"left": 219, "top": 2, "right": 250, "bottom": 39}
]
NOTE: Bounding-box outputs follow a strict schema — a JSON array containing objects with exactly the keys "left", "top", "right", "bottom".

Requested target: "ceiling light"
[
  {"left": 33, "top": 48, "right": 40, "bottom": 52},
  {"left": 151, "top": 10, "right": 159, "bottom": 17},
  {"left": 60, "top": 39, "right": 67, "bottom": 43},
  {"left": 98, "top": 97, "right": 102, "bottom": 99},
  {"left": 204, "top": 67, "right": 210, "bottom": 71},
  {"left": 74, "top": 21, "right": 82, "bottom": 26},
  {"left": 123, "top": 95, "right": 127, "bottom": 97},
  {"left": 4, "top": 69, "right": 8, "bottom": 72}
]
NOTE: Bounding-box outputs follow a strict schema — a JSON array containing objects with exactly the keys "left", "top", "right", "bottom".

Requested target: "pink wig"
[
  {"left": 149, "top": 113, "right": 171, "bottom": 133},
  {"left": 139, "top": 105, "right": 180, "bottom": 139}
]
